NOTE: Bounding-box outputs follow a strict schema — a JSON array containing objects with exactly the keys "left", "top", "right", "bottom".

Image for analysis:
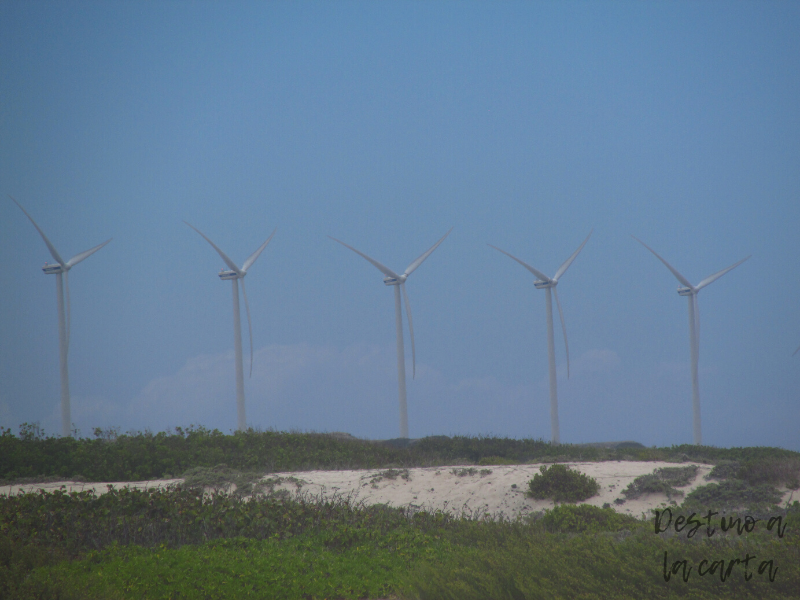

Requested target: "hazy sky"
[{"left": 2, "top": 1, "right": 798, "bottom": 449}]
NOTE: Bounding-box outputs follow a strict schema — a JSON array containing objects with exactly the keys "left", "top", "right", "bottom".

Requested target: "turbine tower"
[
  {"left": 633, "top": 236, "right": 749, "bottom": 445},
  {"left": 10, "top": 196, "right": 112, "bottom": 437},
  {"left": 489, "top": 231, "right": 592, "bottom": 445},
  {"left": 330, "top": 229, "right": 452, "bottom": 439},
  {"left": 185, "top": 222, "right": 275, "bottom": 431}
]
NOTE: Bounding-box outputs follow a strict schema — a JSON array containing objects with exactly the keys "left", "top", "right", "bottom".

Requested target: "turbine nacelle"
[
  {"left": 533, "top": 279, "right": 556, "bottom": 289},
  {"left": 218, "top": 269, "right": 240, "bottom": 280},
  {"left": 677, "top": 286, "right": 694, "bottom": 296},
  {"left": 383, "top": 274, "right": 407, "bottom": 286},
  {"left": 43, "top": 263, "right": 67, "bottom": 275}
]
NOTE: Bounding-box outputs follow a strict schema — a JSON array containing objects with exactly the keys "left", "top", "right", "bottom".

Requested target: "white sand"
[
  {"left": 4, "top": 462, "right": 795, "bottom": 519},
  {"left": 264, "top": 461, "right": 718, "bottom": 518}
]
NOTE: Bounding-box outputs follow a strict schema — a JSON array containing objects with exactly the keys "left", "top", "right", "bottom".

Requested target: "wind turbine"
[
  {"left": 10, "top": 196, "right": 112, "bottom": 437},
  {"left": 793, "top": 345, "right": 800, "bottom": 357},
  {"left": 489, "top": 231, "right": 592, "bottom": 445},
  {"left": 185, "top": 222, "right": 275, "bottom": 431},
  {"left": 633, "top": 236, "right": 750, "bottom": 445},
  {"left": 330, "top": 229, "right": 452, "bottom": 439}
]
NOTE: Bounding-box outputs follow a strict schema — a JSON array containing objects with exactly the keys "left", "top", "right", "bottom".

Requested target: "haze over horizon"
[{"left": 1, "top": 2, "right": 798, "bottom": 450}]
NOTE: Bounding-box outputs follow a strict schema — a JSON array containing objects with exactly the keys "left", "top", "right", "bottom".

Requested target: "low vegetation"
[
  {"left": 181, "top": 464, "right": 270, "bottom": 497},
  {"left": 682, "top": 480, "right": 786, "bottom": 514},
  {"left": 3, "top": 424, "right": 800, "bottom": 599},
  {"left": 4, "top": 423, "right": 800, "bottom": 485},
  {"left": 2, "top": 486, "right": 798, "bottom": 599},
  {"left": 367, "top": 468, "right": 411, "bottom": 487},
  {"left": 622, "top": 465, "right": 699, "bottom": 501}
]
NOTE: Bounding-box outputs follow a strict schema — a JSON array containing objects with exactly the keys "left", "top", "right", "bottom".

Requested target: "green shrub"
[
  {"left": 477, "top": 456, "right": 517, "bottom": 466},
  {"left": 538, "top": 504, "right": 642, "bottom": 534},
  {"left": 526, "top": 464, "right": 600, "bottom": 503},
  {"left": 737, "top": 457, "right": 800, "bottom": 489},
  {"left": 451, "top": 467, "right": 477, "bottom": 477},
  {"left": 705, "top": 460, "right": 739, "bottom": 480},
  {"left": 681, "top": 479, "right": 784, "bottom": 513},
  {"left": 622, "top": 465, "right": 698, "bottom": 500}
]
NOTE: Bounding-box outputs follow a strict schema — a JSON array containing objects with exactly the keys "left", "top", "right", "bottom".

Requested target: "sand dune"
[{"left": 7, "top": 460, "right": 773, "bottom": 519}]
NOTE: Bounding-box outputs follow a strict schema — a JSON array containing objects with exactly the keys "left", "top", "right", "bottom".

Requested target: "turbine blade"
[
  {"left": 553, "top": 229, "right": 592, "bottom": 282},
  {"left": 401, "top": 282, "right": 416, "bottom": 378},
  {"left": 793, "top": 344, "right": 800, "bottom": 357},
  {"left": 184, "top": 222, "right": 243, "bottom": 275},
  {"left": 553, "top": 286, "right": 570, "bottom": 378},
  {"left": 404, "top": 227, "right": 453, "bottom": 276},
  {"left": 242, "top": 228, "right": 276, "bottom": 273},
  {"left": 65, "top": 270, "right": 71, "bottom": 355},
  {"left": 10, "top": 195, "right": 66, "bottom": 266},
  {"left": 328, "top": 236, "right": 400, "bottom": 278},
  {"left": 487, "top": 244, "right": 551, "bottom": 282},
  {"left": 241, "top": 278, "right": 254, "bottom": 378},
  {"left": 66, "top": 239, "right": 112, "bottom": 268},
  {"left": 695, "top": 255, "right": 751, "bottom": 291},
  {"left": 632, "top": 236, "right": 695, "bottom": 290}
]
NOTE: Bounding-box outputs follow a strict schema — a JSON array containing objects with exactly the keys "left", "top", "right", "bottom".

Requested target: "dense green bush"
[{"left": 526, "top": 464, "right": 600, "bottom": 503}]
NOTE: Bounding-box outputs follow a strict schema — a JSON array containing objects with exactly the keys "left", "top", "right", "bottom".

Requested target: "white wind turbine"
[
  {"left": 11, "top": 196, "right": 112, "bottom": 437},
  {"left": 185, "top": 222, "right": 276, "bottom": 431},
  {"left": 330, "top": 229, "right": 452, "bottom": 439},
  {"left": 633, "top": 236, "right": 750, "bottom": 445},
  {"left": 489, "top": 231, "right": 592, "bottom": 445}
]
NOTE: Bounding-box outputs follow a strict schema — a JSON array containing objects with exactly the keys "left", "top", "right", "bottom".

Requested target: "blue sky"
[{"left": 1, "top": 1, "right": 798, "bottom": 449}]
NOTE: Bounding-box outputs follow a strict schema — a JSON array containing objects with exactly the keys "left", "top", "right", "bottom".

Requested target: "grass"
[{"left": 16, "top": 533, "right": 445, "bottom": 600}]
